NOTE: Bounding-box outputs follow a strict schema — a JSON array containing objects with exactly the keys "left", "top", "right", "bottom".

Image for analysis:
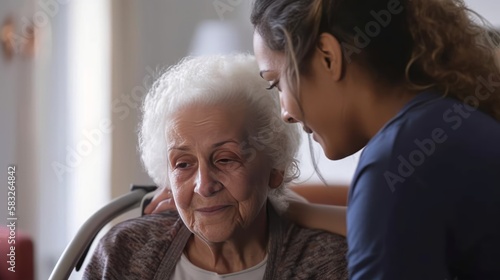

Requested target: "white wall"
[
  {"left": 109, "top": 0, "right": 256, "bottom": 198},
  {"left": 466, "top": 0, "right": 500, "bottom": 27},
  {"left": 0, "top": 1, "right": 53, "bottom": 279}
]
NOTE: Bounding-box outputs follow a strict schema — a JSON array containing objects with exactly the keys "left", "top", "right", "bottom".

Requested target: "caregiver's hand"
[
  {"left": 286, "top": 200, "right": 347, "bottom": 237},
  {"left": 144, "top": 187, "right": 176, "bottom": 214}
]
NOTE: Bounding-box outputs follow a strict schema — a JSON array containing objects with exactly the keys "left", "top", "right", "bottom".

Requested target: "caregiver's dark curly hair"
[{"left": 251, "top": 0, "right": 500, "bottom": 120}]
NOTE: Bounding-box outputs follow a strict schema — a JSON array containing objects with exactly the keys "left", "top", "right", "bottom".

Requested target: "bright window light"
[{"left": 66, "top": 0, "right": 111, "bottom": 244}]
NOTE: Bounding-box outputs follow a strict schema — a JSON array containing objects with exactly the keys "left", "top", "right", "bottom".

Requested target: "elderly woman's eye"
[
  {"left": 217, "top": 158, "right": 234, "bottom": 164},
  {"left": 215, "top": 154, "right": 240, "bottom": 166},
  {"left": 175, "top": 162, "right": 190, "bottom": 169}
]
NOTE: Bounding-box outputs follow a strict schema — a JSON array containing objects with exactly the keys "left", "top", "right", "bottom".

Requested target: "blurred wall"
[
  {"left": 109, "top": 0, "right": 255, "bottom": 198},
  {"left": 467, "top": 0, "right": 500, "bottom": 26}
]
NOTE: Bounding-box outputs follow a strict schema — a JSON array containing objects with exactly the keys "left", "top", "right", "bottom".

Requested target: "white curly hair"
[{"left": 139, "top": 53, "right": 301, "bottom": 200}]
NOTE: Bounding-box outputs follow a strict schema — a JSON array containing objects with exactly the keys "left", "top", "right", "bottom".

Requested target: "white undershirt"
[{"left": 171, "top": 253, "right": 268, "bottom": 280}]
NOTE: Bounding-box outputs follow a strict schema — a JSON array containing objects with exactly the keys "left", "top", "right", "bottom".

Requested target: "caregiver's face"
[
  {"left": 254, "top": 31, "right": 359, "bottom": 160},
  {"left": 166, "top": 103, "right": 277, "bottom": 243}
]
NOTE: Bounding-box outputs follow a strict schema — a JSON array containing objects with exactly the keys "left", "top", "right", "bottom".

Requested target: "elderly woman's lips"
[
  {"left": 303, "top": 126, "right": 313, "bottom": 134},
  {"left": 196, "top": 205, "right": 230, "bottom": 213}
]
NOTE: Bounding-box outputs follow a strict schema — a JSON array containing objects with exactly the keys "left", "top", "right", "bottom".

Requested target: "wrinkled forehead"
[{"left": 164, "top": 102, "right": 256, "bottom": 147}]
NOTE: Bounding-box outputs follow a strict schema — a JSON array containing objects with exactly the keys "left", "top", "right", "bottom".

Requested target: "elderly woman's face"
[{"left": 166, "top": 103, "right": 279, "bottom": 243}]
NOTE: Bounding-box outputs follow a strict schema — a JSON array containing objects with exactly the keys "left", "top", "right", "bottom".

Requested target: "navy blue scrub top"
[{"left": 347, "top": 91, "right": 500, "bottom": 279}]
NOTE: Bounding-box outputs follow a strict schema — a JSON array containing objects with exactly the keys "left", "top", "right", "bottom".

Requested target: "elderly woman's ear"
[{"left": 269, "top": 169, "right": 285, "bottom": 189}]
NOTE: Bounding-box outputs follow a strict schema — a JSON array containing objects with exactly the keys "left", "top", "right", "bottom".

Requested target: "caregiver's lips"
[
  {"left": 303, "top": 126, "right": 313, "bottom": 134},
  {"left": 312, "top": 133, "right": 318, "bottom": 141}
]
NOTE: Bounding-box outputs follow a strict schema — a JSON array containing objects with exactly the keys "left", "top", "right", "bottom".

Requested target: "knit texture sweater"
[{"left": 84, "top": 203, "right": 348, "bottom": 279}]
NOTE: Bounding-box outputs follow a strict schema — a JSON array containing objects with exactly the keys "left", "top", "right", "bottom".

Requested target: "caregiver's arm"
[
  {"left": 347, "top": 164, "right": 449, "bottom": 280},
  {"left": 290, "top": 185, "right": 348, "bottom": 206},
  {"left": 286, "top": 185, "right": 348, "bottom": 237}
]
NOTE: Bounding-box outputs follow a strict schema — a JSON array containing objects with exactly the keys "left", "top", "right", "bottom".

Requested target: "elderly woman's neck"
[{"left": 184, "top": 206, "right": 269, "bottom": 274}]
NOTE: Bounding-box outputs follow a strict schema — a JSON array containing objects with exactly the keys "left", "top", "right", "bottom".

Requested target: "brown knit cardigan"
[{"left": 83, "top": 203, "right": 348, "bottom": 279}]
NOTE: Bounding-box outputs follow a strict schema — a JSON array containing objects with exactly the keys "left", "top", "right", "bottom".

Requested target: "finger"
[
  {"left": 144, "top": 193, "right": 162, "bottom": 214},
  {"left": 153, "top": 188, "right": 173, "bottom": 202},
  {"left": 144, "top": 200, "right": 155, "bottom": 214},
  {"left": 152, "top": 198, "right": 176, "bottom": 214},
  {"left": 144, "top": 188, "right": 172, "bottom": 214}
]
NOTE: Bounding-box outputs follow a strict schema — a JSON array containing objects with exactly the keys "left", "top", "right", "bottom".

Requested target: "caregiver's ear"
[
  {"left": 316, "top": 32, "right": 343, "bottom": 81},
  {"left": 269, "top": 169, "right": 285, "bottom": 189}
]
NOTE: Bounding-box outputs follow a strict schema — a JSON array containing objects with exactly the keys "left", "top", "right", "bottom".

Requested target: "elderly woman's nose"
[{"left": 194, "top": 163, "right": 221, "bottom": 197}]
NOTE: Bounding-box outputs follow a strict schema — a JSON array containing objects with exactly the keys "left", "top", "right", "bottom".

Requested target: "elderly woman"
[{"left": 83, "top": 54, "right": 347, "bottom": 279}]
